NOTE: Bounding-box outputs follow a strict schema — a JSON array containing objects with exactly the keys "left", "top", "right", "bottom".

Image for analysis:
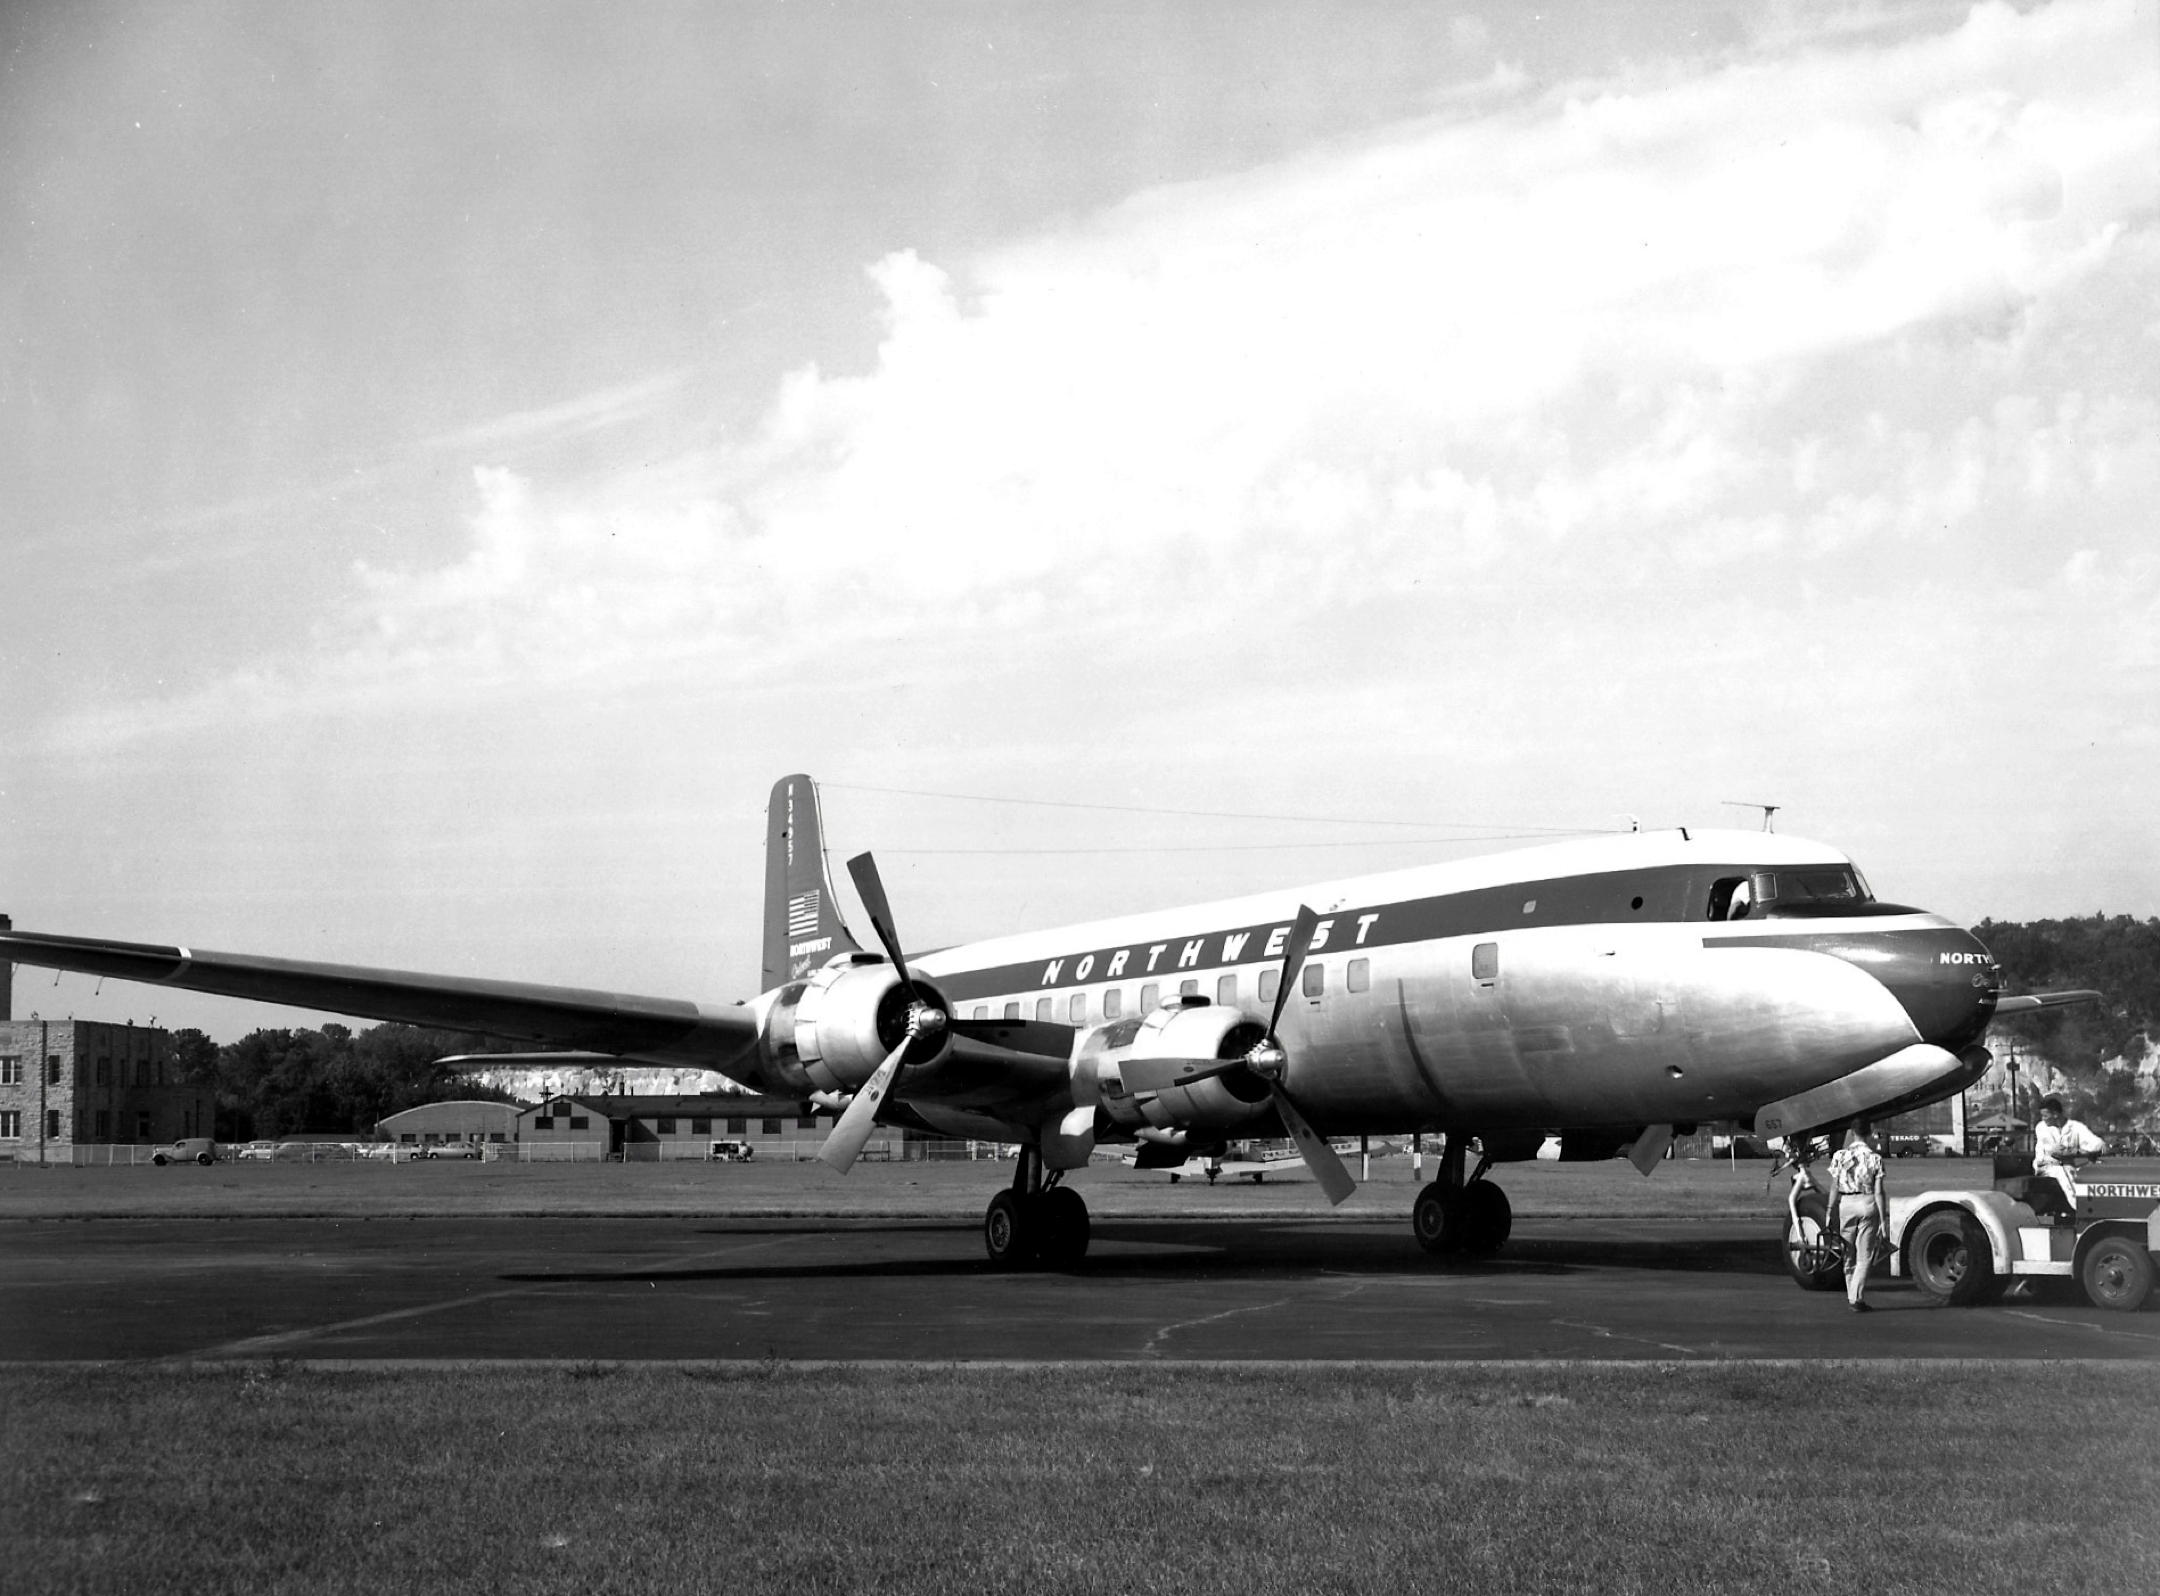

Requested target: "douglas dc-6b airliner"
[{"left": 0, "top": 775, "right": 2096, "bottom": 1267}]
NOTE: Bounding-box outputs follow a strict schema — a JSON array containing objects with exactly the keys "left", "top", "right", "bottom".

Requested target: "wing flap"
[{"left": 0, "top": 929, "right": 759, "bottom": 1068}]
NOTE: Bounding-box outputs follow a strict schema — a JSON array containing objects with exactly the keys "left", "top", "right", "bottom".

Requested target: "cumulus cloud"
[{"left": 47, "top": 0, "right": 2160, "bottom": 752}]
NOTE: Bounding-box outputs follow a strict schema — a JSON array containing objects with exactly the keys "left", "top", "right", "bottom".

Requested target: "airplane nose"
[{"left": 1871, "top": 924, "right": 2001, "bottom": 1053}]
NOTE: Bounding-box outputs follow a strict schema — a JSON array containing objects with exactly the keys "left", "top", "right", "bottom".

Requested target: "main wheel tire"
[
  {"left": 2079, "top": 1233, "right": 2156, "bottom": 1312},
  {"left": 1035, "top": 1187, "right": 1090, "bottom": 1268},
  {"left": 1456, "top": 1181, "right": 1512, "bottom": 1257},
  {"left": 984, "top": 1189, "right": 1035, "bottom": 1269},
  {"left": 1906, "top": 1209, "right": 1996, "bottom": 1305},
  {"left": 1781, "top": 1189, "right": 1843, "bottom": 1291},
  {"left": 1413, "top": 1184, "right": 1462, "bottom": 1256}
]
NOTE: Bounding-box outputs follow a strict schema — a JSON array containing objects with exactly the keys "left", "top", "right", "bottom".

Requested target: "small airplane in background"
[{"left": 0, "top": 774, "right": 2098, "bottom": 1268}]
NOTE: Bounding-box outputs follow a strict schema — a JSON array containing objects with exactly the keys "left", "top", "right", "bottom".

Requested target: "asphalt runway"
[{"left": 5, "top": 1214, "right": 2158, "bottom": 1363}]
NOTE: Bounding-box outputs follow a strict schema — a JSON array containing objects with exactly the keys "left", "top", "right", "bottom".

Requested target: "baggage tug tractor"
[{"left": 1790, "top": 1154, "right": 2160, "bottom": 1310}]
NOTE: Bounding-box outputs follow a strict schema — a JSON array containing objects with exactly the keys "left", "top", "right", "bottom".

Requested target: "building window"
[
  {"left": 797, "top": 1114, "right": 816, "bottom": 1129},
  {"left": 0, "top": 1111, "right": 19, "bottom": 1138},
  {"left": 0, "top": 1057, "right": 19, "bottom": 1086},
  {"left": 1102, "top": 989, "right": 1123, "bottom": 1020},
  {"left": 1068, "top": 992, "right": 1088, "bottom": 1025},
  {"left": 94, "top": 1109, "right": 110, "bottom": 1139},
  {"left": 532, "top": 1115, "right": 554, "bottom": 1130},
  {"left": 96, "top": 1058, "right": 109, "bottom": 1086},
  {"left": 762, "top": 1118, "right": 782, "bottom": 1135},
  {"left": 401, "top": 1133, "right": 418, "bottom": 1143},
  {"left": 135, "top": 1112, "right": 151, "bottom": 1140},
  {"left": 46, "top": 1109, "right": 60, "bottom": 1140},
  {"left": 1347, "top": 958, "right": 1370, "bottom": 994},
  {"left": 657, "top": 1117, "right": 677, "bottom": 1134},
  {"left": 1301, "top": 963, "right": 1325, "bottom": 997},
  {"left": 727, "top": 1117, "right": 747, "bottom": 1134},
  {"left": 568, "top": 1117, "right": 589, "bottom": 1130},
  {"left": 691, "top": 1117, "right": 711, "bottom": 1135},
  {"left": 489, "top": 1132, "right": 506, "bottom": 1142},
  {"left": 48, "top": 1056, "right": 63, "bottom": 1085}
]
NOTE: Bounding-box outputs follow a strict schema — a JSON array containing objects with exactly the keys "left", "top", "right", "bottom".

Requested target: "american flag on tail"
[{"left": 787, "top": 890, "right": 821, "bottom": 937}]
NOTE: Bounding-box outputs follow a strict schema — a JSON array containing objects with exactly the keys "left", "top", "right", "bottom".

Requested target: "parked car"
[
  {"left": 415, "top": 1141, "right": 481, "bottom": 1160},
  {"left": 272, "top": 1141, "right": 356, "bottom": 1162},
  {"left": 355, "top": 1142, "right": 399, "bottom": 1160},
  {"left": 234, "top": 1140, "right": 280, "bottom": 1162},
  {"left": 150, "top": 1138, "right": 220, "bottom": 1167},
  {"left": 708, "top": 1139, "right": 755, "bottom": 1162}
]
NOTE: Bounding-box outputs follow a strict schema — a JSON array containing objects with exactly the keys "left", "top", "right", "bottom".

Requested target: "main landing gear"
[
  {"left": 984, "top": 1145, "right": 1090, "bottom": 1270},
  {"left": 1411, "top": 1136, "right": 1512, "bottom": 1258}
]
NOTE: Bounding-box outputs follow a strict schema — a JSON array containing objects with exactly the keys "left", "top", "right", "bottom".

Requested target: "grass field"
[
  {"left": 4, "top": 1360, "right": 2157, "bottom": 1595},
  {"left": 0, "top": 1149, "right": 2031, "bottom": 1222}
]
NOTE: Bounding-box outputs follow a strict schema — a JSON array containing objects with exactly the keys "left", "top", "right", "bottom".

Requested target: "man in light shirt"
[{"left": 2033, "top": 1094, "right": 2105, "bottom": 1219}]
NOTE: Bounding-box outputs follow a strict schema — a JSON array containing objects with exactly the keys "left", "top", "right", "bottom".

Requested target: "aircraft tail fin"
[{"left": 762, "top": 774, "right": 863, "bottom": 990}]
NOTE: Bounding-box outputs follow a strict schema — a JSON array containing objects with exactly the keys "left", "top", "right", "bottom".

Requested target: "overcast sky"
[{"left": 3, "top": 0, "right": 2156, "bottom": 1041}]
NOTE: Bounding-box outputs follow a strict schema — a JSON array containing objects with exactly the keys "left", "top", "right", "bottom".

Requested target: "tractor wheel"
[
  {"left": 2079, "top": 1234, "right": 2156, "bottom": 1312},
  {"left": 1905, "top": 1210, "right": 1996, "bottom": 1306}
]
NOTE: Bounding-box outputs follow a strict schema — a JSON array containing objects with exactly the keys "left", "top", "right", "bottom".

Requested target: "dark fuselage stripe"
[{"left": 930, "top": 860, "right": 1815, "bottom": 1001}]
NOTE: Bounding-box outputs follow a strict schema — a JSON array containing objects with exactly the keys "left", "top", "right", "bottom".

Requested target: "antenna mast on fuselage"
[{"left": 1721, "top": 800, "right": 1781, "bottom": 832}]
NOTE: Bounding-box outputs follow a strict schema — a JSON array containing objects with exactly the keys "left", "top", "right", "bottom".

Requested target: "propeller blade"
[
  {"left": 1112, "top": 1055, "right": 1247, "bottom": 1094},
  {"left": 846, "top": 852, "right": 915, "bottom": 991},
  {"left": 1270, "top": 1085, "right": 1356, "bottom": 1205},
  {"left": 1265, "top": 905, "right": 1322, "bottom": 1039},
  {"left": 818, "top": 1031, "right": 911, "bottom": 1173}
]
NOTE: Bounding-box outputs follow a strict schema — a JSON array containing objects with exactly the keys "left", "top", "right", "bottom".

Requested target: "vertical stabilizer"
[{"left": 762, "top": 775, "right": 863, "bottom": 990}]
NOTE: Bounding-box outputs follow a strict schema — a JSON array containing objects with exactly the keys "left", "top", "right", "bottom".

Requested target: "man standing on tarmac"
[
  {"left": 2034, "top": 1094, "right": 2106, "bottom": 1219},
  {"left": 1828, "top": 1124, "right": 1888, "bottom": 1313}
]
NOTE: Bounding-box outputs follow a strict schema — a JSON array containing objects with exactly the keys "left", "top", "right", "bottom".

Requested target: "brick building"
[{"left": 0, "top": 921, "right": 213, "bottom": 1161}]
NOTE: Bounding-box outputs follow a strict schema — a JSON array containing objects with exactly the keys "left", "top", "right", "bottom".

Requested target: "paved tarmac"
[{"left": 4, "top": 1213, "right": 2157, "bottom": 1363}]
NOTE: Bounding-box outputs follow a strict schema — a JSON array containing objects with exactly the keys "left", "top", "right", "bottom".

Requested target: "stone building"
[{"left": 0, "top": 921, "right": 212, "bottom": 1160}]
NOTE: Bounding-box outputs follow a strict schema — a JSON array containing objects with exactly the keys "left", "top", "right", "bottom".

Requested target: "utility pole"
[{"left": 36, "top": 1014, "right": 48, "bottom": 1168}]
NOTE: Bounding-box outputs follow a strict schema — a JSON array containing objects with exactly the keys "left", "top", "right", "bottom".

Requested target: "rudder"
[{"left": 762, "top": 774, "right": 863, "bottom": 989}]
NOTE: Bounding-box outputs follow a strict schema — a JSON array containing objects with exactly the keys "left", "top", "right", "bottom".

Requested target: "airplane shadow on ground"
[{"left": 499, "top": 1220, "right": 1784, "bottom": 1286}]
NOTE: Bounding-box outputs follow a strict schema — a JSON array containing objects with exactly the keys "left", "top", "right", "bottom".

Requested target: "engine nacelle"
[
  {"left": 1082, "top": 998, "right": 1276, "bottom": 1136},
  {"left": 752, "top": 953, "right": 952, "bottom": 1096}
]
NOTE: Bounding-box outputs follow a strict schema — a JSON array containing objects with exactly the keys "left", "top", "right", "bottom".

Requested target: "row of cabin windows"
[{"left": 969, "top": 957, "right": 1375, "bottom": 1024}]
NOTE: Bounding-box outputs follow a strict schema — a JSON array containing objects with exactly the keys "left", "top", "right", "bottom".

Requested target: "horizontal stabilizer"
[{"left": 1991, "top": 989, "right": 2104, "bottom": 1016}]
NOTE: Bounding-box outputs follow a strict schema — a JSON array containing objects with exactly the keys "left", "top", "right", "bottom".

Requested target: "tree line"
[
  {"left": 1972, "top": 914, "right": 2159, "bottom": 1130},
  {"left": 170, "top": 1023, "right": 522, "bottom": 1142}
]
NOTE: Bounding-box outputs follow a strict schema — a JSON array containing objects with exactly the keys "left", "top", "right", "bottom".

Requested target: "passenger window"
[
  {"left": 1472, "top": 942, "right": 1498, "bottom": 982},
  {"left": 1068, "top": 992, "right": 1088, "bottom": 1025},
  {"left": 1301, "top": 963, "right": 1324, "bottom": 998},
  {"left": 1035, "top": 997, "right": 1053, "bottom": 1022},
  {"left": 1139, "top": 983, "right": 1160, "bottom": 1011},
  {"left": 971, "top": 1005, "right": 988, "bottom": 1021},
  {"left": 1259, "top": 969, "right": 1279, "bottom": 1004},
  {"left": 1103, "top": 988, "right": 1123, "bottom": 1020},
  {"left": 1179, "top": 978, "right": 1198, "bottom": 997},
  {"left": 1216, "top": 973, "right": 1237, "bottom": 1005},
  {"left": 1003, "top": 1002, "right": 1020, "bottom": 1020},
  {"left": 1347, "top": 958, "right": 1369, "bottom": 993}
]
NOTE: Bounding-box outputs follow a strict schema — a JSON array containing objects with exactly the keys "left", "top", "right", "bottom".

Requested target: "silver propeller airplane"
[{"left": 0, "top": 774, "right": 2096, "bottom": 1267}]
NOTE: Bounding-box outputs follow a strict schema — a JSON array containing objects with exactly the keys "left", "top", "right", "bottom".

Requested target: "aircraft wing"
[
  {"left": 1992, "top": 989, "right": 2105, "bottom": 1016},
  {"left": 0, "top": 929, "right": 760, "bottom": 1068}
]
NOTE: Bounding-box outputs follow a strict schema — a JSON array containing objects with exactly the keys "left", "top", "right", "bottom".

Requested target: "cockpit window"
[
  {"left": 1763, "top": 867, "right": 1869, "bottom": 905},
  {"left": 1710, "top": 866, "right": 1871, "bottom": 920}
]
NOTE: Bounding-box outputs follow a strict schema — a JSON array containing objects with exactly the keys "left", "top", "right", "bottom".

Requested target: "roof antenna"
[{"left": 1722, "top": 800, "right": 1781, "bottom": 832}]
